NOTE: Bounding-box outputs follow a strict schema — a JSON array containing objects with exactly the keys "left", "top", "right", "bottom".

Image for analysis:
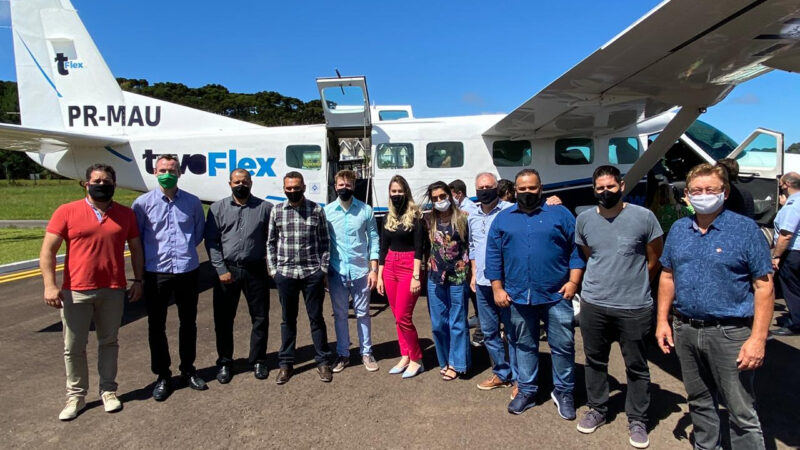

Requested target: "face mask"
[
  {"left": 594, "top": 189, "right": 622, "bottom": 209},
  {"left": 688, "top": 192, "right": 725, "bottom": 214},
  {"left": 87, "top": 183, "right": 115, "bottom": 202},
  {"left": 434, "top": 199, "right": 451, "bottom": 212},
  {"left": 231, "top": 184, "right": 251, "bottom": 199},
  {"left": 390, "top": 194, "right": 408, "bottom": 213},
  {"left": 285, "top": 190, "right": 304, "bottom": 203},
  {"left": 516, "top": 191, "right": 541, "bottom": 210},
  {"left": 476, "top": 188, "right": 498, "bottom": 205},
  {"left": 337, "top": 188, "right": 354, "bottom": 202},
  {"left": 157, "top": 173, "right": 178, "bottom": 189}
]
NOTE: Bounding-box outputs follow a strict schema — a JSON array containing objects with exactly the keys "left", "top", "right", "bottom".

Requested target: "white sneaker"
[
  {"left": 101, "top": 391, "right": 122, "bottom": 413},
  {"left": 58, "top": 396, "right": 86, "bottom": 421}
]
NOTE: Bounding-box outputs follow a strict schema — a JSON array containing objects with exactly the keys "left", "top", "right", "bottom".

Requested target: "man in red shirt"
[{"left": 40, "top": 164, "right": 144, "bottom": 421}]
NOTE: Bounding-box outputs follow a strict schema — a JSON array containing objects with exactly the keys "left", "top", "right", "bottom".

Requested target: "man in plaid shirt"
[{"left": 268, "top": 171, "right": 334, "bottom": 383}]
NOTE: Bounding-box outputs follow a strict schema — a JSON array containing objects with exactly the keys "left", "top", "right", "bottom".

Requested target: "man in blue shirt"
[
  {"left": 468, "top": 172, "right": 515, "bottom": 391},
  {"left": 486, "top": 169, "right": 585, "bottom": 418},
  {"left": 772, "top": 171, "right": 800, "bottom": 336},
  {"left": 324, "top": 170, "right": 380, "bottom": 373},
  {"left": 657, "top": 163, "right": 773, "bottom": 450},
  {"left": 132, "top": 154, "right": 206, "bottom": 401}
]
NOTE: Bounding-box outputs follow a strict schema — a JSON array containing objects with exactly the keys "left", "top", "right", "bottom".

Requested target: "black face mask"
[
  {"left": 516, "top": 191, "right": 541, "bottom": 211},
  {"left": 476, "top": 188, "right": 499, "bottom": 205},
  {"left": 337, "top": 188, "right": 354, "bottom": 202},
  {"left": 232, "top": 184, "right": 251, "bottom": 200},
  {"left": 390, "top": 194, "right": 408, "bottom": 213},
  {"left": 285, "top": 190, "right": 304, "bottom": 203},
  {"left": 87, "top": 183, "right": 115, "bottom": 202},
  {"left": 595, "top": 189, "right": 622, "bottom": 209}
]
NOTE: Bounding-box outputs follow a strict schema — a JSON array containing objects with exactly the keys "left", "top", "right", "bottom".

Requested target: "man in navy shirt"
[
  {"left": 486, "top": 169, "right": 585, "bottom": 419},
  {"left": 657, "top": 163, "right": 773, "bottom": 450}
]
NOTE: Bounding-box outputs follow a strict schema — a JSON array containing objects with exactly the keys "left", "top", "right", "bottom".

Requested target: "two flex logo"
[
  {"left": 142, "top": 149, "right": 276, "bottom": 177},
  {"left": 54, "top": 53, "right": 84, "bottom": 76}
]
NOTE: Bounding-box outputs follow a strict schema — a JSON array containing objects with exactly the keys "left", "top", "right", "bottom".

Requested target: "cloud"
[
  {"left": 732, "top": 93, "right": 760, "bottom": 105},
  {"left": 462, "top": 92, "right": 486, "bottom": 107}
]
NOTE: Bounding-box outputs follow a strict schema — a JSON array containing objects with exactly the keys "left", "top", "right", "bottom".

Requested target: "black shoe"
[
  {"left": 318, "top": 364, "right": 333, "bottom": 382},
  {"left": 152, "top": 377, "right": 172, "bottom": 401},
  {"left": 183, "top": 373, "right": 208, "bottom": 391},
  {"left": 254, "top": 363, "right": 268, "bottom": 380},
  {"left": 217, "top": 366, "right": 232, "bottom": 384},
  {"left": 772, "top": 326, "right": 800, "bottom": 336},
  {"left": 276, "top": 366, "right": 293, "bottom": 385},
  {"left": 471, "top": 334, "right": 485, "bottom": 347}
]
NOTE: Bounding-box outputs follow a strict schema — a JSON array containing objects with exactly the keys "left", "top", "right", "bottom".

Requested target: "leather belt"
[{"left": 674, "top": 311, "right": 752, "bottom": 329}]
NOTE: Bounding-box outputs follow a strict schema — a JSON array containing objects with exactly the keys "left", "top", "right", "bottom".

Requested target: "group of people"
[{"left": 41, "top": 153, "right": 790, "bottom": 450}]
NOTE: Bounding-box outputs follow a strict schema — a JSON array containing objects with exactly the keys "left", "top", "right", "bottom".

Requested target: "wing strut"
[{"left": 622, "top": 106, "right": 704, "bottom": 196}]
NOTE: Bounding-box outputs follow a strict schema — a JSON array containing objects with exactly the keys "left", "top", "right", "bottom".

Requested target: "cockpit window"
[{"left": 684, "top": 120, "right": 738, "bottom": 161}]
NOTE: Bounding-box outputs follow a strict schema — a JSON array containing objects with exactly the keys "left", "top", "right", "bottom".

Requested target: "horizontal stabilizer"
[{"left": 0, "top": 123, "right": 128, "bottom": 153}]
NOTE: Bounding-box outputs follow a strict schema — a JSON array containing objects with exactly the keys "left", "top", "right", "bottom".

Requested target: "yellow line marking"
[{"left": 0, "top": 251, "right": 131, "bottom": 285}]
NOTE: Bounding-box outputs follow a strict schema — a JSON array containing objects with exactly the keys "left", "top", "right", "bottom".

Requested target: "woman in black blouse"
[{"left": 377, "top": 175, "right": 426, "bottom": 379}]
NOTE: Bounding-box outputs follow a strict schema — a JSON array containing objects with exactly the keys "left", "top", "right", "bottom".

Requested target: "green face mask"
[{"left": 157, "top": 173, "right": 178, "bottom": 189}]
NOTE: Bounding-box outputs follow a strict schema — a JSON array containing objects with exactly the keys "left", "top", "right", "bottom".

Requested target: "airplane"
[{"left": 2, "top": 0, "right": 800, "bottom": 226}]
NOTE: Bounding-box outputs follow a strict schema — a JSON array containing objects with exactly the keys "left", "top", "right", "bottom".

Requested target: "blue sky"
[{"left": 0, "top": 0, "right": 797, "bottom": 145}]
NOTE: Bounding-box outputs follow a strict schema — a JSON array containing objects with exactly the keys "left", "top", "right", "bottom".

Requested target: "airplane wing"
[
  {"left": 484, "top": 0, "right": 800, "bottom": 139},
  {"left": 0, "top": 123, "right": 128, "bottom": 153}
]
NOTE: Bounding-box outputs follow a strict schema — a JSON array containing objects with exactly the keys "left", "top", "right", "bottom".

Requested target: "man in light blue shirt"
[
  {"left": 324, "top": 170, "right": 380, "bottom": 372},
  {"left": 773, "top": 171, "right": 800, "bottom": 335},
  {"left": 132, "top": 154, "right": 206, "bottom": 401},
  {"left": 468, "top": 172, "right": 516, "bottom": 392}
]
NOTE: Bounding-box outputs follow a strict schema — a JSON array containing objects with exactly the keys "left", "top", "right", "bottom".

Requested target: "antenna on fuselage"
[{"left": 335, "top": 69, "right": 345, "bottom": 95}]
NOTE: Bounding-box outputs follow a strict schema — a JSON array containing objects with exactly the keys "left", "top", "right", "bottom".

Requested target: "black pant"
[
  {"left": 778, "top": 250, "right": 800, "bottom": 330},
  {"left": 213, "top": 261, "right": 270, "bottom": 367},
  {"left": 144, "top": 270, "right": 199, "bottom": 377},
  {"left": 579, "top": 301, "right": 652, "bottom": 423},
  {"left": 274, "top": 270, "right": 331, "bottom": 367}
]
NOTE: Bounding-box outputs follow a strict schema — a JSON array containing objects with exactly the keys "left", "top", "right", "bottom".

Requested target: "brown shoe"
[
  {"left": 510, "top": 382, "right": 519, "bottom": 400},
  {"left": 477, "top": 374, "right": 512, "bottom": 391},
  {"left": 318, "top": 364, "right": 333, "bottom": 382},
  {"left": 276, "top": 366, "right": 293, "bottom": 385}
]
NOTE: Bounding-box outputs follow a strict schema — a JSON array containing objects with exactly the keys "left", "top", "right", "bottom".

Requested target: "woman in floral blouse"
[{"left": 424, "top": 181, "right": 471, "bottom": 381}]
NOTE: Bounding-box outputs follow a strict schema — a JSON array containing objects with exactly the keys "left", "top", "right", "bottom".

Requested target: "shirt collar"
[
  {"left": 85, "top": 197, "right": 111, "bottom": 212},
  {"left": 788, "top": 192, "right": 800, "bottom": 203},
  {"left": 160, "top": 188, "right": 181, "bottom": 202},
  {"left": 229, "top": 195, "right": 255, "bottom": 207},
  {"left": 690, "top": 208, "right": 729, "bottom": 231},
  {"left": 509, "top": 201, "right": 545, "bottom": 215},
  {"left": 476, "top": 200, "right": 508, "bottom": 216}
]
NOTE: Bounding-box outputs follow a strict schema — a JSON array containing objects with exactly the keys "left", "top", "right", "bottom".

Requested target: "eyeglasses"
[
  {"left": 432, "top": 193, "right": 449, "bottom": 201},
  {"left": 688, "top": 188, "right": 723, "bottom": 196}
]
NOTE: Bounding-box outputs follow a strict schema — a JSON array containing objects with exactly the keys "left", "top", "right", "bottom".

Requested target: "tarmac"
[{"left": 1, "top": 252, "right": 799, "bottom": 449}]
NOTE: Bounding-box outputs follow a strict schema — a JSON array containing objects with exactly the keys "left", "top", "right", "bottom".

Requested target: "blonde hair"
[
  {"left": 385, "top": 175, "right": 421, "bottom": 232},
  {"left": 686, "top": 163, "right": 729, "bottom": 192}
]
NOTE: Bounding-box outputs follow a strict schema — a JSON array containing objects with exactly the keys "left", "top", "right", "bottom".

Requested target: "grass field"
[
  {"left": 0, "top": 179, "right": 144, "bottom": 264},
  {"left": 0, "top": 179, "right": 142, "bottom": 219}
]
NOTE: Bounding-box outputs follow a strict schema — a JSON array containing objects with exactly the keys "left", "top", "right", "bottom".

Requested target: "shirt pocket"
[
  {"left": 304, "top": 214, "right": 320, "bottom": 233},
  {"left": 617, "top": 236, "right": 639, "bottom": 257}
]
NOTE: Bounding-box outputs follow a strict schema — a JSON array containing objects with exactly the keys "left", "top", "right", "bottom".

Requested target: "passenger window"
[
  {"left": 379, "top": 110, "right": 409, "bottom": 121},
  {"left": 493, "top": 140, "right": 532, "bottom": 167},
  {"left": 735, "top": 133, "right": 777, "bottom": 169},
  {"left": 376, "top": 143, "right": 414, "bottom": 169},
  {"left": 286, "top": 145, "right": 322, "bottom": 170},
  {"left": 426, "top": 142, "right": 464, "bottom": 168},
  {"left": 556, "top": 138, "right": 593, "bottom": 165},
  {"left": 608, "top": 137, "right": 640, "bottom": 164}
]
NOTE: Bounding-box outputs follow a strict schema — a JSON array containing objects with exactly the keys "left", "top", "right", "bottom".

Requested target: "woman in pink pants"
[{"left": 377, "top": 175, "right": 427, "bottom": 379}]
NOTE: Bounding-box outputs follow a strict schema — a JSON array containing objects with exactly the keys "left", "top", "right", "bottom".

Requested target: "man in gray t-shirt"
[{"left": 574, "top": 166, "right": 663, "bottom": 450}]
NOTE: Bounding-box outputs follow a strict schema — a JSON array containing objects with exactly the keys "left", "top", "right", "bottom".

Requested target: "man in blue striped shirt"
[
  {"left": 324, "top": 170, "right": 380, "bottom": 373},
  {"left": 132, "top": 154, "right": 206, "bottom": 401},
  {"left": 486, "top": 169, "right": 585, "bottom": 419}
]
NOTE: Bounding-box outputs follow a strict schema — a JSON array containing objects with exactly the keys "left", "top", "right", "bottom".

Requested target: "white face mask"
[
  {"left": 434, "top": 199, "right": 451, "bottom": 211},
  {"left": 688, "top": 192, "right": 725, "bottom": 214}
]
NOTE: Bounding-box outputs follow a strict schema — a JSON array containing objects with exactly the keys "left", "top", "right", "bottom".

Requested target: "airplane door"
[
  {"left": 724, "top": 128, "right": 784, "bottom": 225},
  {"left": 316, "top": 76, "right": 373, "bottom": 205}
]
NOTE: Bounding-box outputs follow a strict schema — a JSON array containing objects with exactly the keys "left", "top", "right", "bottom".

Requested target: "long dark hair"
[
  {"left": 385, "top": 175, "right": 421, "bottom": 232},
  {"left": 424, "top": 181, "right": 467, "bottom": 242}
]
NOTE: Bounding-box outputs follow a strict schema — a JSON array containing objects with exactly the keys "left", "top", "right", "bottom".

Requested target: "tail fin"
[{"left": 11, "top": 0, "right": 124, "bottom": 131}]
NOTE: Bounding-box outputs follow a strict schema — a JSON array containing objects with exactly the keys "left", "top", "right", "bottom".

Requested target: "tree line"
[{"left": 0, "top": 79, "right": 324, "bottom": 179}]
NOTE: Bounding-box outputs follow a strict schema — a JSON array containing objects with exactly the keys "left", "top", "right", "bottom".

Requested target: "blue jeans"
[
  {"left": 427, "top": 280, "right": 471, "bottom": 373},
  {"left": 510, "top": 299, "right": 575, "bottom": 396},
  {"left": 328, "top": 271, "right": 372, "bottom": 357},
  {"left": 476, "top": 284, "right": 517, "bottom": 382}
]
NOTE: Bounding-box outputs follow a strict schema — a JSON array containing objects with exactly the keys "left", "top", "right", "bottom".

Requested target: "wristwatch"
[
  {"left": 370, "top": 267, "right": 378, "bottom": 273},
  {"left": 412, "top": 273, "right": 420, "bottom": 281}
]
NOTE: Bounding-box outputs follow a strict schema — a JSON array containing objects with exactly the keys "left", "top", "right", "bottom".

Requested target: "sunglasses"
[{"left": 432, "top": 193, "right": 449, "bottom": 201}]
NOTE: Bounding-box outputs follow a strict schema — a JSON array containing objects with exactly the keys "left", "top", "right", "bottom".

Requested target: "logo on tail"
[{"left": 54, "top": 53, "right": 85, "bottom": 76}]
